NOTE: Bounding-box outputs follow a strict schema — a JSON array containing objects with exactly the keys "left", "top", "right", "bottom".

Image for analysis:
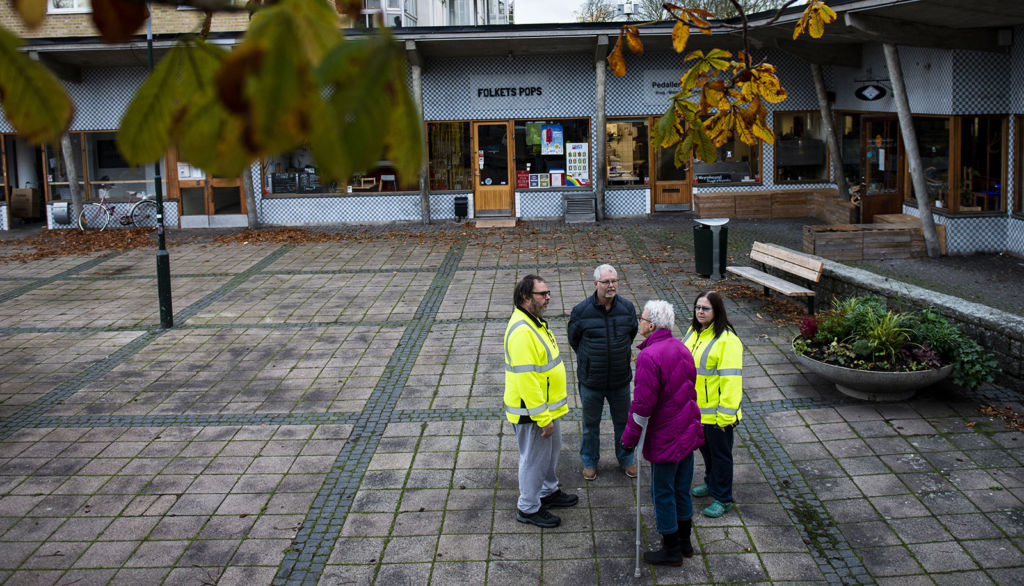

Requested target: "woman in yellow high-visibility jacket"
[{"left": 682, "top": 290, "right": 743, "bottom": 518}]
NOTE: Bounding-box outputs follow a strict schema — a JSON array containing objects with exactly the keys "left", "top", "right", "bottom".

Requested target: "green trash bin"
[{"left": 693, "top": 223, "right": 728, "bottom": 278}]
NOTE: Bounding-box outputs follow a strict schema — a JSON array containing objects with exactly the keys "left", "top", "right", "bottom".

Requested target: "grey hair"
[
  {"left": 593, "top": 264, "right": 616, "bottom": 281},
  {"left": 643, "top": 300, "right": 675, "bottom": 330}
]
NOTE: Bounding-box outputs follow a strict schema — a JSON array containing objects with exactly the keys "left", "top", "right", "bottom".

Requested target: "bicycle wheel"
[
  {"left": 130, "top": 200, "right": 159, "bottom": 228},
  {"left": 78, "top": 203, "right": 110, "bottom": 231}
]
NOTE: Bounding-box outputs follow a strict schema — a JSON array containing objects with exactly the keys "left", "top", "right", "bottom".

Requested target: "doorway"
[
  {"left": 472, "top": 121, "right": 513, "bottom": 217},
  {"left": 652, "top": 144, "right": 691, "bottom": 211},
  {"left": 861, "top": 117, "right": 903, "bottom": 222}
]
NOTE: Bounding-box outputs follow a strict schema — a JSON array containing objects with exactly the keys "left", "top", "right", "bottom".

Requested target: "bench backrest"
[{"left": 750, "top": 241, "right": 824, "bottom": 282}]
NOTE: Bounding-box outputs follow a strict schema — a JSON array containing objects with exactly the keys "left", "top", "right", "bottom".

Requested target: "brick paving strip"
[{"left": 1, "top": 225, "right": 1023, "bottom": 584}]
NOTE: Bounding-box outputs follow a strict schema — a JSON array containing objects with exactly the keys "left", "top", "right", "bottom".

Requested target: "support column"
[
  {"left": 883, "top": 43, "right": 941, "bottom": 258},
  {"left": 811, "top": 63, "right": 849, "bottom": 202},
  {"left": 594, "top": 36, "right": 608, "bottom": 221},
  {"left": 407, "top": 41, "right": 431, "bottom": 225}
]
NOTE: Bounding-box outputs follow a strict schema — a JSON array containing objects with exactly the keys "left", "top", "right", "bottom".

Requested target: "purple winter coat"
[{"left": 620, "top": 329, "right": 704, "bottom": 463}]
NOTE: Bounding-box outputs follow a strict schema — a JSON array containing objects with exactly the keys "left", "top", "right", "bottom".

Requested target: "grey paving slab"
[{"left": 0, "top": 223, "right": 1021, "bottom": 585}]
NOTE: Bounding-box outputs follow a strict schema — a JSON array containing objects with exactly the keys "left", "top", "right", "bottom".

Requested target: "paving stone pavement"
[{"left": 1, "top": 220, "right": 1023, "bottom": 585}]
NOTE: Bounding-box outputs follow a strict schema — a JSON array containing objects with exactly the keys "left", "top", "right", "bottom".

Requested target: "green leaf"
[
  {"left": 0, "top": 27, "right": 73, "bottom": 144},
  {"left": 118, "top": 40, "right": 225, "bottom": 166},
  {"left": 176, "top": 93, "right": 249, "bottom": 177},
  {"left": 386, "top": 72, "right": 424, "bottom": 182},
  {"left": 653, "top": 108, "right": 680, "bottom": 148}
]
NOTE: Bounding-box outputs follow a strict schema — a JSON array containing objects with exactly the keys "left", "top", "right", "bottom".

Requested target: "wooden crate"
[
  {"left": 876, "top": 212, "right": 946, "bottom": 255},
  {"left": 771, "top": 191, "right": 809, "bottom": 218},
  {"left": 694, "top": 193, "right": 735, "bottom": 218},
  {"left": 735, "top": 192, "right": 771, "bottom": 218},
  {"left": 862, "top": 225, "right": 914, "bottom": 259},
  {"left": 803, "top": 224, "right": 864, "bottom": 261}
]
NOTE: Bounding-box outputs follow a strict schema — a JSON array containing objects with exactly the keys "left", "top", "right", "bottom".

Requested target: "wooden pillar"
[
  {"left": 883, "top": 43, "right": 941, "bottom": 257},
  {"left": 811, "top": 63, "right": 849, "bottom": 201},
  {"left": 406, "top": 41, "right": 431, "bottom": 225},
  {"left": 594, "top": 36, "right": 608, "bottom": 221}
]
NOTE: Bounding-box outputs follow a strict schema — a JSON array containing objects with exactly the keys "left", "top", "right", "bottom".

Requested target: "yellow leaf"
[
  {"left": 624, "top": 26, "right": 643, "bottom": 56},
  {"left": 0, "top": 27, "right": 73, "bottom": 144},
  {"left": 672, "top": 20, "right": 689, "bottom": 54},
  {"left": 608, "top": 37, "right": 626, "bottom": 77},
  {"left": 810, "top": 13, "right": 825, "bottom": 38},
  {"left": 12, "top": 0, "right": 46, "bottom": 28},
  {"left": 752, "top": 118, "right": 774, "bottom": 144}
]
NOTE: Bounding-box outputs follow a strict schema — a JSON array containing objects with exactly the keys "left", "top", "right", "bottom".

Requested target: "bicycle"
[{"left": 78, "top": 190, "right": 160, "bottom": 231}]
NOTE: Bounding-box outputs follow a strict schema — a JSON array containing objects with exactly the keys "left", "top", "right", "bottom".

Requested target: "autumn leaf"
[
  {"left": 624, "top": 26, "right": 643, "bottom": 56},
  {"left": 12, "top": 0, "right": 46, "bottom": 29},
  {"left": 671, "top": 20, "right": 689, "bottom": 53},
  {"left": 0, "top": 26, "right": 73, "bottom": 144},
  {"left": 608, "top": 34, "right": 626, "bottom": 76},
  {"left": 91, "top": 0, "right": 149, "bottom": 43},
  {"left": 794, "top": 0, "right": 836, "bottom": 40}
]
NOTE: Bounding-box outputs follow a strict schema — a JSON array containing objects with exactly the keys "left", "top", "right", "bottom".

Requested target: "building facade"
[{"left": 1, "top": 0, "right": 1023, "bottom": 256}]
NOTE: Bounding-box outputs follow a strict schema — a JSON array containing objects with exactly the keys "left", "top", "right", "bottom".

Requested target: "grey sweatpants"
[{"left": 513, "top": 419, "right": 562, "bottom": 514}]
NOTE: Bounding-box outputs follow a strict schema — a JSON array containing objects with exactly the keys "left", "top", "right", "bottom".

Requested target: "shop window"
[
  {"left": 910, "top": 116, "right": 950, "bottom": 209},
  {"left": 839, "top": 113, "right": 862, "bottom": 188},
  {"left": 1016, "top": 117, "right": 1024, "bottom": 216},
  {"left": 513, "top": 118, "right": 590, "bottom": 188},
  {"left": 956, "top": 115, "right": 1005, "bottom": 213},
  {"left": 606, "top": 119, "right": 649, "bottom": 187},
  {"left": 774, "top": 111, "right": 828, "bottom": 183},
  {"left": 44, "top": 132, "right": 158, "bottom": 201},
  {"left": 48, "top": 0, "right": 90, "bottom": 13},
  {"left": 428, "top": 122, "right": 472, "bottom": 191},
  {"left": 694, "top": 135, "right": 761, "bottom": 185},
  {"left": 265, "top": 144, "right": 415, "bottom": 195}
]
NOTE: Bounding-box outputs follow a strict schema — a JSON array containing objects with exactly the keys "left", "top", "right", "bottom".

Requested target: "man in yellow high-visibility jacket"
[{"left": 504, "top": 274, "right": 577, "bottom": 528}]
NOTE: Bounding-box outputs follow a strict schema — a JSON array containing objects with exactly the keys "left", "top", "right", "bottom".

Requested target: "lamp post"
[{"left": 147, "top": 7, "right": 173, "bottom": 327}]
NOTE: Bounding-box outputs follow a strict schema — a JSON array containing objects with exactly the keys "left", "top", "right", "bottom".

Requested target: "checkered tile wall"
[
  {"left": 606, "top": 189, "right": 648, "bottom": 216},
  {"left": 952, "top": 50, "right": 1011, "bottom": 115},
  {"left": 0, "top": 205, "right": 8, "bottom": 230}
]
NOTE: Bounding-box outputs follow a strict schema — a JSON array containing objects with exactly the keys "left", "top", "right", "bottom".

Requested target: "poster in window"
[
  {"left": 541, "top": 124, "right": 563, "bottom": 155},
  {"left": 566, "top": 142, "right": 590, "bottom": 186}
]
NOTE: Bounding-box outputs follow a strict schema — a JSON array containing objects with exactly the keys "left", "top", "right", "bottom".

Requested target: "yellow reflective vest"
[
  {"left": 682, "top": 325, "right": 743, "bottom": 426},
  {"left": 504, "top": 307, "right": 568, "bottom": 428}
]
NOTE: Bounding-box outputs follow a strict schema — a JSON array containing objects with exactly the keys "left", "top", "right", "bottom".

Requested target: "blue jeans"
[
  {"left": 578, "top": 383, "right": 633, "bottom": 469},
  {"left": 699, "top": 423, "right": 735, "bottom": 504},
  {"left": 649, "top": 453, "right": 695, "bottom": 535}
]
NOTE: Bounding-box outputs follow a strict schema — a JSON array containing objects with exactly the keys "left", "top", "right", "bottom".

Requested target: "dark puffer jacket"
[{"left": 568, "top": 293, "right": 639, "bottom": 391}]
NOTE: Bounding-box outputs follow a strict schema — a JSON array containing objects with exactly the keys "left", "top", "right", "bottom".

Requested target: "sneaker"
[
  {"left": 516, "top": 508, "right": 561, "bottom": 528},
  {"left": 540, "top": 489, "right": 579, "bottom": 509},
  {"left": 582, "top": 467, "right": 598, "bottom": 481},
  {"left": 691, "top": 484, "right": 709, "bottom": 497},
  {"left": 703, "top": 500, "right": 732, "bottom": 518},
  {"left": 623, "top": 464, "right": 638, "bottom": 478}
]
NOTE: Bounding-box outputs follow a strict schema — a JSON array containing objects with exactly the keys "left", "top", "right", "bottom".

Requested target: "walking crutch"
[{"left": 632, "top": 412, "right": 649, "bottom": 578}]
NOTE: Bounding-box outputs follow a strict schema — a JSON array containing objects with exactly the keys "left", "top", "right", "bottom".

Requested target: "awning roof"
[{"left": 25, "top": 0, "right": 1024, "bottom": 73}]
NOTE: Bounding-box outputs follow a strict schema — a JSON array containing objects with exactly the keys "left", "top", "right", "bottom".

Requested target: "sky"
[{"left": 513, "top": 0, "right": 579, "bottom": 24}]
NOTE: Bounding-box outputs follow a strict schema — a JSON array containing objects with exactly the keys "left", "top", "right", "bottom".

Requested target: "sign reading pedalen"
[
  {"left": 470, "top": 74, "right": 549, "bottom": 110},
  {"left": 643, "top": 70, "right": 686, "bottom": 106}
]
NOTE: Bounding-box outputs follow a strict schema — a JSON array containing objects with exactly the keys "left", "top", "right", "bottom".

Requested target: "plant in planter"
[{"left": 793, "top": 296, "right": 999, "bottom": 400}]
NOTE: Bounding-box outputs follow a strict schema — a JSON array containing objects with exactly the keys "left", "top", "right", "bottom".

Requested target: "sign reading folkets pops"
[{"left": 470, "top": 74, "right": 549, "bottom": 110}]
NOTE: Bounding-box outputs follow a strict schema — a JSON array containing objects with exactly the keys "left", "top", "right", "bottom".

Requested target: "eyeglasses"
[
  {"left": 639, "top": 316, "right": 652, "bottom": 323},
  {"left": 597, "top": 279, "right": 618, "bottom": 286},
  {"left": 532, "top": 290, "right": 552, "bottom": 298},
  {"left": 695, "top": 305, "right": 712, "bottom": 312}
]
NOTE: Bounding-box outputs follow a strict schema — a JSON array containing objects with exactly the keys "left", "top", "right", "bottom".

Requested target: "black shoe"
[
  {"left": 540, "top": 489, "right": 579, "bottom": 509},
  {"left": 516, "top": 508, "right": 561, "bottom": 528},
  {"left": 644, "top": 531, "right": 683, "bottom": 566},
  {"left": 679, "top": 519, "right": 695, "bottom": 558}
]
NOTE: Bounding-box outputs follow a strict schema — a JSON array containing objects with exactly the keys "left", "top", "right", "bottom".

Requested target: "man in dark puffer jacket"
[{"left": 568, "top": 264, "right": 639, "bottom": 480}]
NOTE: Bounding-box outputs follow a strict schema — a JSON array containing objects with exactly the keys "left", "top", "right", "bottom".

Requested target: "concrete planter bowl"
[{"left": 793, "top": 345, "right": 954, "bottom": 402}]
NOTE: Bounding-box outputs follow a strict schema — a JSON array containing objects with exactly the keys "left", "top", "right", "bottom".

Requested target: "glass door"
[
  {"left": 473, "top": 121, "right": 513, "bottom": 217},
  {"left": 652, "top": 143, "right": 691, "bottom": 211},
  {"left": 862, "top": 118, "right": 902, "bottom": 222}
]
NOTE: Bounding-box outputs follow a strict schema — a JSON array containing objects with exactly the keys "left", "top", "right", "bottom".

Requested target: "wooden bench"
[{"left": 726, "top": 242, "right": 824, "bottom": 313}]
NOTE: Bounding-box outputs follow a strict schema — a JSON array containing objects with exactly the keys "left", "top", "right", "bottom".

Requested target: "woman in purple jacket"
[{"left": 621, "top": 299, "right": 704, "bottom": 566}]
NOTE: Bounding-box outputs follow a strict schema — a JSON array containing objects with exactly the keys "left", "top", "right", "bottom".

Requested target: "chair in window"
[{"left": 379, "top": 174, "right": 397, "bottom": 192}]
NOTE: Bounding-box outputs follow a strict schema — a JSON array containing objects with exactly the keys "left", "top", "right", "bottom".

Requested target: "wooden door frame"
[
  {"left": 651, "top": 122, "right": 692, "bottom": 210},
  {"left": 472, "top": 120, "right": 514, "bottom": 217}
]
